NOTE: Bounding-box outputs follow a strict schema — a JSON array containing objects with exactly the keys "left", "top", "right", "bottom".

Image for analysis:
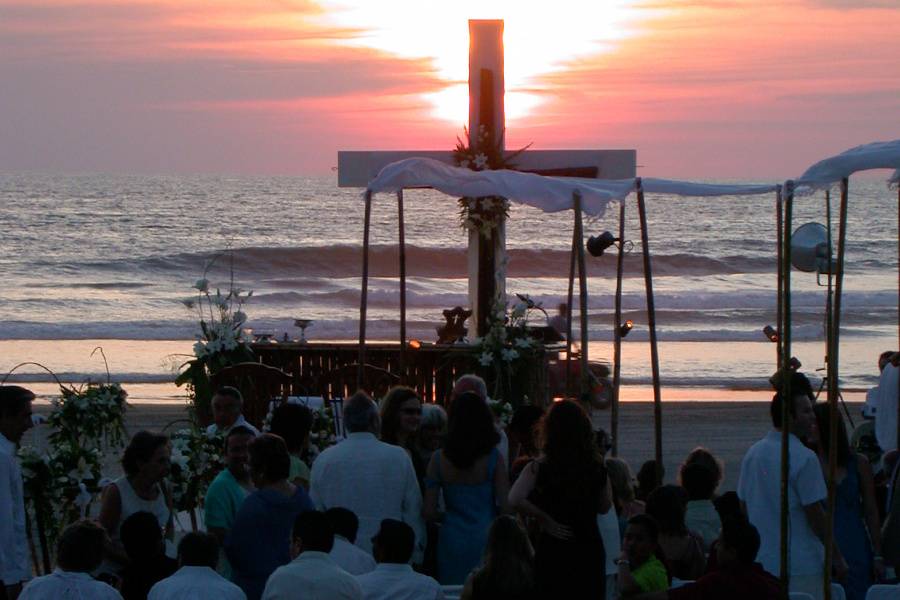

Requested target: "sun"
[{"left": 316, "top": 1, "right": 646, "bottom": 124}]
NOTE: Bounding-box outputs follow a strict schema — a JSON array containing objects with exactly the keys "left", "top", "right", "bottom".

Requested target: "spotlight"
[
  {"left": 408, "top": 339, "right": 422, "bottom": 350},
  {"left": 618, "top": 320, "right": 634, "bottom": 338},
  {"left": 762, "top": 325, "right": 779, "bottom": 343},
  {"left": 586, "top": 231, "right": 619, "bottom": 257}
]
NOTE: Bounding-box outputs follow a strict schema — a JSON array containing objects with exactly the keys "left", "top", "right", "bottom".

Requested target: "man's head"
[
  {"left": 120, "top": 511, "right": 164, "bottom": 561},
  {"left": 371, "top": 519, "right": 415, "bottom": 565},
  {"left": 450, "top": 374, "right": 488, "bottom": 406},
  {"left": 212, "top": 386, "right": 243, "bottom": 430},
  {"left": 325, "top": 507, "right": 359, "bottom": 544},
  {"left": 770, "top": 371, "right": 816, "bottom": 438},
  {"left": 623, "top": 514, "right": 659, "bottom": 567},
  {"left": 178, "top": 532, "right": 220, "bottom": 568},
  {"left": 248, "top": 433, "right": 291, "bottom": 487},
  {"left": 224, "top": 425, "right": 255, "bottom": 481},
  {"left": 0, "top": 385, "right": 35, "bottom": 444},
  {"left": 716, "top": 517, "right": 761, "bottom": 567},
  {"left": 343, "top": 391, "right": 380, "bottom": 434},
  {"left": 56, "top": 520, "right": 109, "bottom": 573},
  {"left": 291, "top": 510, "right": 334, "bottom": 558},
  {"left": 879, "top": 350, "right": 895, "bottom": 372}
]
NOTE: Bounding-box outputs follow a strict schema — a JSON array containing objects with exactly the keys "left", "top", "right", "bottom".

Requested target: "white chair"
[
  {"left": 831, "top": 583, "right": 847, "bottom": 600},
  {"left": 789, "top": 593, "right": 815, "bottom": 600},
  {"left": 442, "top": 584, "right": 464, "bottom": 600},
  {"left": 866, "top": 584, "right": 900, "bottom": 600}
]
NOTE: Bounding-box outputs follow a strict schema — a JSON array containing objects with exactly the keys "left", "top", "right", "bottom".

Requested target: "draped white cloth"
[
  {"left": 366, "top": 158, "right": 779, "bottom": 217},
  {"left": 796, "top": 139, "right": 900, "bottom": 193}
]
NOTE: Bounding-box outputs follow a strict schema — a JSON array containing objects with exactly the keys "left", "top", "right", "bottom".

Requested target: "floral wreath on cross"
[{"left": 453, "top": 125, "right": 530, "bottom": 237}]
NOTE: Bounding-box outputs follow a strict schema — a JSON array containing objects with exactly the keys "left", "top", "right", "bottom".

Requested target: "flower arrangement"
[
  {"left": 167, "top": 428, "right": 225, "bottom": 513},
  {"left": 175, "top": 255, "right": 254, "bottom": 422},
  {"left": 10, "top": 359, "right": 128, "bottom": 557},
  {"left": 452, "top": 125, "right": 530, "bottom": 236},
  {"left": 472, "top": 297, "right": 543, "bottom": 405},
  {"left": 487, "top": 398, "right": 514, "bottom": 427},
  {"left": 47, "top": 382, "right": 128, "bottom": 451}
]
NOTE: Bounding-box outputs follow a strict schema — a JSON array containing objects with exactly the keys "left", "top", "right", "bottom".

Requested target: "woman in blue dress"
[
  {"left": 424, "top": 391, "right": 509, "bottom": 585},
  {"left": 812, "top": 403, "right": 884, "bottom": 600}
]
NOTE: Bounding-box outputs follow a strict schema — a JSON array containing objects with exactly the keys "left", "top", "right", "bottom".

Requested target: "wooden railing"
[{"left": 251, "top": 341, "right": 561, "bottom": 405}]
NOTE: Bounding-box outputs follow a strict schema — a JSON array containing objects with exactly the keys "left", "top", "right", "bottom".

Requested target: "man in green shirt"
[
  {"left": 204, "top": 425, "right": 255, "bottom": 578},
  {"left": 617, "top": 514, "right": 669, "bottom": 598}
]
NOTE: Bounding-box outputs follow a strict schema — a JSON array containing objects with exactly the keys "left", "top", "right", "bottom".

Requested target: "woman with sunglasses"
[{"left": 380, "top": 386, "right": 427, "bottom": 489}]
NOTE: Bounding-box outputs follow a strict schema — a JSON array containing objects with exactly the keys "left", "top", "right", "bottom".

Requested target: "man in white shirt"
[
  {"left": 356, "top": 519, "right": 443, "bottom": 600},
  {"left": 262, "top": 510, "right": 361, "bottom": 600},
  {"left": 737, "top": 371, "right": 847, "bottom": 600},
  {"left": 326, "top": 507, "right": 376, "bottom": 575},
  {"left": 20, "top": 520, "right": 121, "bottom": 600},
  {"left": 0, "top": 386, "right": 35, "bottom": 599},
  {"left": 148, "top": 532, "right": 246, "bottom": 600},
  {"left": 205, "top": 387, "right": 261, "bottom": 437},
  {"left": 874, "top": 355, "right": 899, "bottom": 455},
  {"left": 310, "top": 392, "right": 424, "bottom": 561}
]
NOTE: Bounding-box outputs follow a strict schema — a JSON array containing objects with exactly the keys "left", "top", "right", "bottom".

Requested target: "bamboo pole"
[
  {"left": 566, "top": 220, "right": 577, "bottom": 398},
  {"left": 358, "top": 190, "right": 372, "bottom": 387},
  {"left": 398, "top": 190, "right": 407, "bottom": 381},
  {"left": 776, "top": 186, "right": 783, "bottom": 369},
  {"left": 779, "top": 180, "right": 794, "bottom": 600},
  {"left": 574, "top": 191, "right": 590, "bottom": 397},
  {"left": 612, "top": 197, "right": 626, "bottom": 457},
  {"left": 824, "top": 178, "right": 850, "bottom": 600},
  {"left": 635, "top": 179, "right": 663, "bottom": 487}
]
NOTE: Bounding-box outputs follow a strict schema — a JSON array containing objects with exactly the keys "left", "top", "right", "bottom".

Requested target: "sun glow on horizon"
[{"left": 317, "top": 1, "right": 652, "bottom": 124}]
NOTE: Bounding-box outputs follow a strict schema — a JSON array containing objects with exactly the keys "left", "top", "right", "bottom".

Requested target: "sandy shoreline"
[{"left": 25, "top": 397, "right": 866, "bottom": 493}]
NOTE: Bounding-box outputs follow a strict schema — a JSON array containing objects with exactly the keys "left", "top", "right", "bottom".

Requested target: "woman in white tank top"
[{"left": 98, "top": 431, "right": 174, "bottom": 568}]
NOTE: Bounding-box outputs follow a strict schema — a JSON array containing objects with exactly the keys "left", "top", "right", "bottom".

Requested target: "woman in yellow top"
[{"left": 617, "top": 514, "right": 670, "bottom": 598}]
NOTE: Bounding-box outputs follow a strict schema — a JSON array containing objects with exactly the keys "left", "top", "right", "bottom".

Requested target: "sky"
[{"left": 1, "top": 0, "right": 898, "bottom": 179}]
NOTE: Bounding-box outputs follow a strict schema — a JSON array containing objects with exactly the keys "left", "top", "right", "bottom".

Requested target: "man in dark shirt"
[{"left": 637, "top": 516, "right": 780, "bottom": 600}]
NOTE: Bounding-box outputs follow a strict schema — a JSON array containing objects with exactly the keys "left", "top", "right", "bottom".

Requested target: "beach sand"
[{"left": 26, "top": 392, "right": 866, "bottom": 492}]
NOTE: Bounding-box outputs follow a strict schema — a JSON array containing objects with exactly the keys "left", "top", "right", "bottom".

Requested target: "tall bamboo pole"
[
  {"left": 779, "top": 180, "right": 794, "bottom": 600},
  {"left": 566, "top": 221, "right": 577, "bottom": 397},
  {"left": 824, "top": 178, "right": 850, "bottom": 600},
  {"left": 358, "top": 190, "right": 373, "bottom": 387},
  {"left": 574, "top": 191, "right": 590, "bottom": 397},
  {"left": 398, "top": 190, "right": 407, "bottom": 381},
  {"left": 635, "top": 179, "right": 663, "bottom": 486},
  {"left": 776, "top": 186, "right": 783, "bottom": 369},
  {"left": 612, "top": 197, "right": 627, "bottom": 457}
]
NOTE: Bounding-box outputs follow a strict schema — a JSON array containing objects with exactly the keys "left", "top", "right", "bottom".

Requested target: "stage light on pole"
[
  {"left": 763, "top": 325, "right": 779, "bottom": 343},
  {"left": 586, "top": 231, "right": 619, "bottom": 257},
  {"left": 618, "top": 320, "right": 634, "bottom": 338}
]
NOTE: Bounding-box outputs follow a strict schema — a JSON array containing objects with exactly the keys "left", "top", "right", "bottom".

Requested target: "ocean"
[{"left": 0, "top": 172, "right": 896, "bottom": 396}]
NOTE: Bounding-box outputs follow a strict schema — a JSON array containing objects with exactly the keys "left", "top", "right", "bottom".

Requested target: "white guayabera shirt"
[
  {"left": 310, "top": 432, "right": 425, "bottom": 562},
  {"left": 0, "top": 432, "right": 29, "bottom": 586},
  {"left": 148, "top": 565, "right": 247, "bottom": 600},
  {"left": 19, "top": 570, "right": 122, "bottom": 600}
]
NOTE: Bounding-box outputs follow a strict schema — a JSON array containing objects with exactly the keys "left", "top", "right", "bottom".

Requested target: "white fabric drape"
[
  {"left": 796, "top": 139, "right": 900, "bottom": 193},
  {"left": 365, "top": 158, "right": 778, "bottom": 217}
]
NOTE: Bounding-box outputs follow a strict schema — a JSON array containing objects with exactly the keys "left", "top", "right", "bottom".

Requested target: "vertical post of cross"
[{"left": 468, "top": 19, "right": 506, "bottom": 336}]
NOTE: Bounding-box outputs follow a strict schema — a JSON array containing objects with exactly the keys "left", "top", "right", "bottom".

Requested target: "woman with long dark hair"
[
  {"left": 423, "top": 391, "right": 509, "bottom": 585},
  {"left": 462, "top": 515, "right": 535, "bottom": 600},
  {"left": 380, "top": 386, "right": 426, "bottom": 486},
  {"left": 811, "top": 402, "right": 883, "bottom": 600},
  {"left": 508, "top": 399, "right": 610, "bottom": 598}
]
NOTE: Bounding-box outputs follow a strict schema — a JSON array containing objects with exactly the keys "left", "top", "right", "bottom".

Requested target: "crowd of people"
[{"left": 1, "top": 354, "right": 899, "bottom": 599}]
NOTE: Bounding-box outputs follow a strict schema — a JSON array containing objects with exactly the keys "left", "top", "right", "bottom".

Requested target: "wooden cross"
[{"left": 338, "top": 19, "right": 636, "bottom": 336}]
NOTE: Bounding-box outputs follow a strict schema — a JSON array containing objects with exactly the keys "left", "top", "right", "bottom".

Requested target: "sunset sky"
[{"left": 1, "top": 0, "right": 898, "bottom": 178}]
